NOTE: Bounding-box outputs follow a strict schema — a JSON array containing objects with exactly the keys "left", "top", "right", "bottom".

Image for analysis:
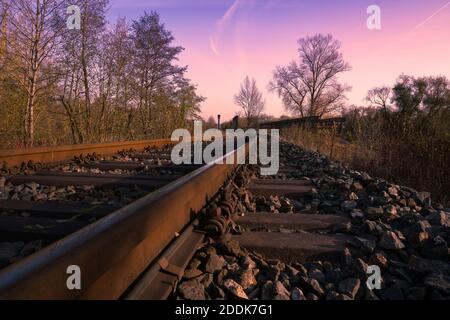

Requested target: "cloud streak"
[
  {"left": 412, "top": 1, "right": 449, "bottom": 31},
  {"left": 209, "top": 0, "right": 242, "bottom": 56},
  {"left": 110, "top": 0, "right": 227, "bottom": 8}
]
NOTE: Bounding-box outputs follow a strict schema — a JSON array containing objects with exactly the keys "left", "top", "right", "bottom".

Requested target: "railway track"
[
  {"left": 175, "top": 142, "right": 450, "bottom": 301},
  {"left": 0, "top": 138, "right": 247, "bottom": 299},
  {"left": 0, "top": 139, "right": 448, "bottom": 300}
]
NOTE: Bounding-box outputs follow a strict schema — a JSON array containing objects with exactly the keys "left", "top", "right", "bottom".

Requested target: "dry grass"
[{"left": 282, "top": 127, "right": 449, "bottom": 207}]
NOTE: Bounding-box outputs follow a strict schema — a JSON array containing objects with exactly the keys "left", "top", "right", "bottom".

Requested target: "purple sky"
[{"left": 106, "top": 0, "right": 450, "bottom": 121}]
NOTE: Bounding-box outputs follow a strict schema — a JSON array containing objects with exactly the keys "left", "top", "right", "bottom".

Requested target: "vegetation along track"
[
  {"left": 0, "top": 139, "right": 247, "bottom": 299},
  {"left": 175, "top": 141, "right": 450, "bottom": 301},
  {"left": 1, "top": 138, "right": 448, "bottom": 300}
]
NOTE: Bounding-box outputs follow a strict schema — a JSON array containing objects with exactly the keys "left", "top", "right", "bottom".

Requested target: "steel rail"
[
  {"left": 0, "top": 143, "right": 245, "bottom": 300},
  {"left": 0, "top": 139, "right": 172, "bottom": 167}
]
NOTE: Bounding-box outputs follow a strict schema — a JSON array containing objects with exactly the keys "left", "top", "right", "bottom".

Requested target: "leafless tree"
[
  {"left": 205, "top": 116, "right": 216, "bottom": 129},
  {"left": 0, "top": 2, "right": 204, "bottom": 147},
  {"left": 2, "top": 0, "right": 66, "bottom": 145},
  {"left": 131, "top": 11, "right": 186, "bottom": 136},
  {"left": 270, "top": 34, "right": 351, "bottom": 118},
  {"left": 57, "top": 0, "right": 108, "bottom": 143},
  {"left": 366, "top": 86, "right": 392, "bottom": 112},
  {"left": 234, "top": 76, "right": 265, "bottom": 127}
]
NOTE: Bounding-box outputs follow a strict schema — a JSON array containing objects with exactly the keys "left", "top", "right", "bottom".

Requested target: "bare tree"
[
  {"left": 366, "top": 86, "right": 392, "bottom": 112},
  {"left": 2, "top": 0, "right": 66, "bottom": 145},
  {"left": 0, "top": 3, "right": 204, "bottom": 147},
  {"left": 57, "top": 0, "right": 109, "bottom": 143},
  {"left": 270, "top": 34, "right": 351, "bottom": 118},
  {"left": 234, "top": 76, "right": 265, "bottom": 127},
  {"left": 205, "top": 116, "right": 216, "bottom": 129},
  {"left": 131, "top": 11, "right": 186, "bottom": 136},
  {"left": 0, "top": 1, "right": 7, "bottom": 62}
]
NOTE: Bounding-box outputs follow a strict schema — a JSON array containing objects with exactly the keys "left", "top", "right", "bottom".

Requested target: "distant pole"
[
  {"left": 217, "top": 115, "right": 221, "bottom": 130},
  {"left": 232, "top": 116, "right": 239, "bottom": 130}
]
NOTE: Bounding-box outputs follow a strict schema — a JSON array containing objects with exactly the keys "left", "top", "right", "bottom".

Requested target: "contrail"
[
  {"left": 209, "top": 0, "right": 242, "bottom": 55},
  {"left": 412, "top": 1, "right": 449, "bottom": 31}
]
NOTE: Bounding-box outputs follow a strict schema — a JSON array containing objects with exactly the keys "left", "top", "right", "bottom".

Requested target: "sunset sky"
[{"left": 108, "top": 0, "right": 450, "bottom": 121}]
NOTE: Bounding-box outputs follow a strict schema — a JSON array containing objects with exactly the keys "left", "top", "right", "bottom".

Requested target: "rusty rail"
[
  {"left": 0, "top": 139, "right": 172, "bottom": 167},
  {"left": 0, "top": 141, "right": 245, "bottom": 300},
  {"left": 260, "top": 116, "right": 345, "bottom": 130}
]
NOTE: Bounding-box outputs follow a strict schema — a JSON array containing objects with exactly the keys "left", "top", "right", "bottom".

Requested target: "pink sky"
[{"left": 110, "top": 0, "right": 450, "bottom": 121}]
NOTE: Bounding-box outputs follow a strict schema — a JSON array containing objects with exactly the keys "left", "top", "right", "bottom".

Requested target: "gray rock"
[
  {"left": 205, "top": 253, "right": 226, "bottom": 273},
  {"left": 240, "top": 256, "right": 256, "bottom": 270},
  {"left": 352, "top": 182, "right": 364, "bottom": 191},
  {"left": 223, "top": 279, "right": 248, "bottom": 300},
  {"left": 220, "top": 241, "right": 244, "bottom": 258},
  {"left": 0, "top": 242, "right": 25, "bottom": 260},
  {"left": 341, "top": 247, "right": 353, "bottom": 266},
  {"left": 178, "top": 280, "right": 206, "bottom": 300},
  {"left": 341, "top": 200, "right": 358, "bottom": 212},
  {"left": 366, "top": 207, "right": 384, "bottom": 220},
  {"left": 359, "top": 220, "right": 383, "bottom": 236},
  {"left": 369, "top": 252, "right": 389, "bottom": 270},
  {"left": 347, "top": 237, "right": 376, "bottom": 254},
  {"left": 299, "top": 276, "right": 324, "bottom": 297},
  {"left": 188, "top": 258, "right": 202, "bottom": 270},
  {"left": 215, "top": 269, "right": 228, "bottom": 286},
  {"left": 424, "top": 274, "right": 450, "bottom": 295},
  {"left": 384, "top": 205, "right": 398, "bottom": 220},
  {"left": 284, "top": 265, "right": 300, "bottom": 278},
  {"left": 183, "top": 269, "right": 204, "bottom": 280},
  {"left": 0, "top": 257, "right": 9, "bottom": 268},
  {"left": 426, "top": 211, "right": 449, "bottom": 227},
  {"left": 273, "top": 281, "right": 290, "bottom": 300},
  {"left": 238, "top": 269, "right": 257, "bottom": 290},
  {"left": 227, "top": 262, "right": 240, "bottom": 273},
  {"left": 421, "top": 236, "right": 448, "bottom": 261},
  {"left": 391, "top": 268, "right": 413, "bottom": 284},
  {"left": 306, "top": 292, "right": 320, "bottom": 300},
  {"left": 338, "top": 278, "right": 361, "bottom": 298},
  {"left": 381, "top": 285, "right": 404, "bottom": 300},
  {"left": 404, "top": 287, "right": 426, "bottom": 300},
  {"left": 348, "top": 192, "right": 359, "bottom": 201},
  {"left": 379, "top": 231, "right": 405, "bottom": 250},
  {"left": 407, "top": 255, "right": 450, "bottom": 277},
  {"left": 200, "top": 273, "right": 214, "bottom": 290},
  {"left": 261, "top": 281, "right": 274, "bottom": 300},
  {"left": 387, "top": 186, "right": 399, "bottom": 197},
  {"left": 324, "top": 267, "right": 344, "bottom": 284},
  {"left": 403, "top": 221, "right": 432, "bottom": 248},
  {"left": 292, "top": 263, "right": 308, "bottom": 275},
  {"left": 350, "top": 209, "right": 364, "bottom": 220},
  {"left": 325, "top": 291, "right": 341, "bottom": 300},
  {"left": 326, "top": 291, "right": 353, "bottom": 300},
  {"left": 309, "top": 269, "right": 326, "bottom": 284},
  {"left": 354, "top": 258, "right": 369, "bottom": 278},
  {"left": 266, "top": 264, "right": 281, "bottom": 282},
  {"left": 20, "top": 240, "right": 42, "bottom": 257},
  {"left": 209, "top": 283, "right": 225, "bottom": 299},
  {"left": 247, "top": 287, "right": 260, "bottom": 300},
  {"left": 415, "top": 191, "right": 431, "bottom": 206},
  {"left": 364, "top": 287, "right": 380, "bottom": 300},
  {"left": 290, "top": 287, "right": 306, "bottom": 300},
  {"left": 430, "top": 290, "right": 446, "bottom": 300}
]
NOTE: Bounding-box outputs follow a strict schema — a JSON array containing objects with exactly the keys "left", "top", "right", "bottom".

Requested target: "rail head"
[
  {"left": 0, "top": 144, "right": 247, "bottom": 300},
  {"left": 0, "top": 139, "right": 173, "bottom": 167}
]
